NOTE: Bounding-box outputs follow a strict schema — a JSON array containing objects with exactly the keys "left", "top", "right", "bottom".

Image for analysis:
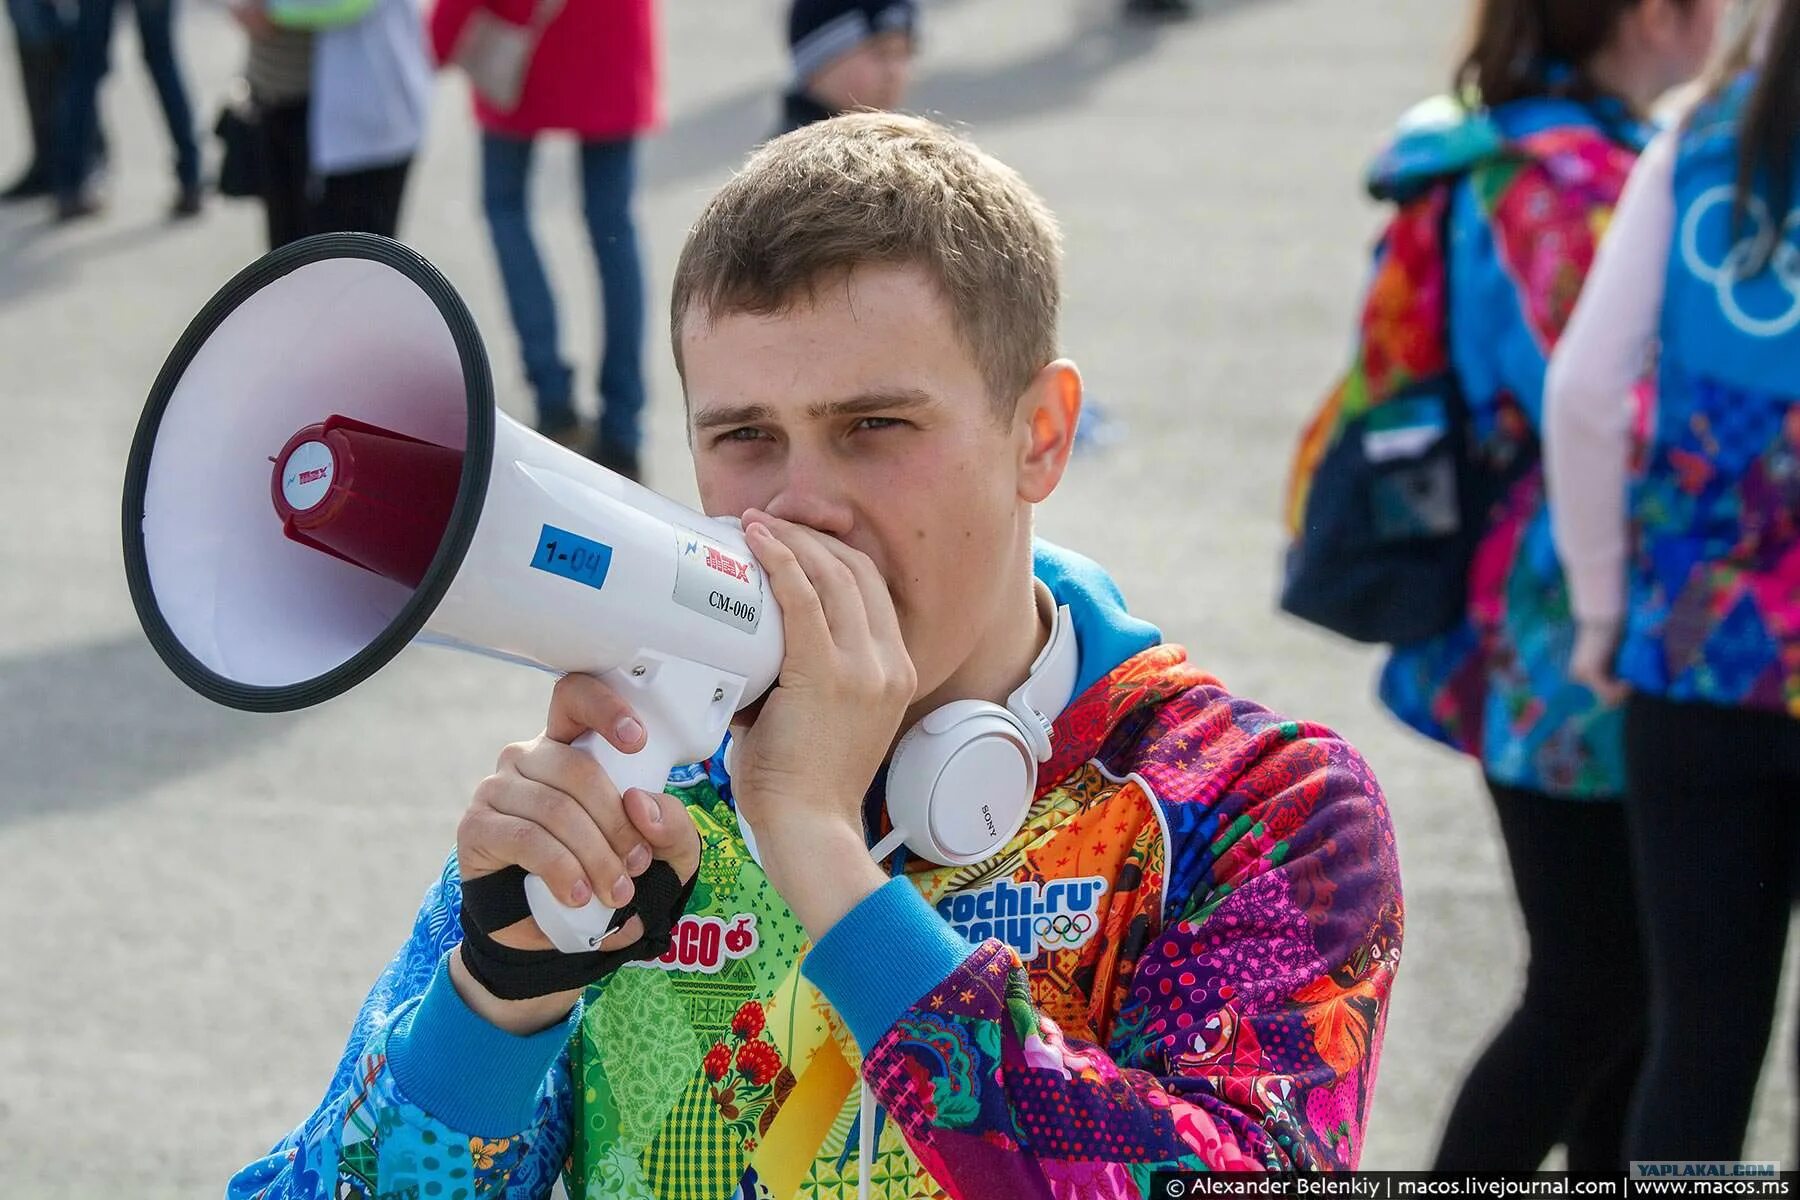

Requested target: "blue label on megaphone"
[{"left": 531, "top": 525, "right": 614, "bottom": 590}]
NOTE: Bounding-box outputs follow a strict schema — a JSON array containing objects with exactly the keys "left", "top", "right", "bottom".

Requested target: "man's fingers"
[
  {"left": 751, "top": 513, "right": 869, "bottom": 644},
  {"left": 510, "top": 740, "right": 649, "bottom": 883},
  {"left": 624, "top": 788, "right": 704, "bottom": 881},
  {"left": 546, "top": 673, "right": 646, "bottom": 752},
  {"left": 745, "top": 518, "right": 832, "bottom": 658},
  {"left": 801, "top": 529, "right": 908, "bottom": 663},
  {"left": 459, "top": 809, "right": 592, "bottom": 909},
  {"left": 484, "top": 778, "right": 637, "bottom": 909}
]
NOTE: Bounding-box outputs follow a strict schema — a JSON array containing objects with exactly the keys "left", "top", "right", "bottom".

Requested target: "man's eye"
[
  {"left": 717, "top": 428, "right": 767, "bottom": 444},
  {"left": 855, "top": 417, "right": 906, "bottom": 432}
]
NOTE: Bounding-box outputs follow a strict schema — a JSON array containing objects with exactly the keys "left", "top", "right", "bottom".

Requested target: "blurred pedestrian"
[
  {"left": 780, "top": 0, "right": 914, "bottom": 135},
  {"left": 232, "top": 0, "right": 431, "bottom": 249},
  {"left": 1284, "top": 0, "right": 1721, "bottom": 1169},
  {"left": 1547, "top": 0, "right": 1800, "bottom": 1161},
  {"left": 431, "top": 0, "right": 658, "bottom": 480},
  {"left": 52, "top": 0, "right": 201, "bottom": 221},
  {"left": 4, "top": 0, "right": 75, "bottom": 200}
]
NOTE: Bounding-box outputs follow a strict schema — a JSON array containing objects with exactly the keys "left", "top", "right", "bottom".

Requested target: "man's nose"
[{"left": 759, "top": 456, "right": 855, "bottom": 537}]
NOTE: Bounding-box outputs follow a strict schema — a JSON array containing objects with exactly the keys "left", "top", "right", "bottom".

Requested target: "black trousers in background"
[
  {"left": 1434, "top": 780, "right": 1647, "bottom": 1170},
  {"left": 257, "top": 97, "right": 411, "bottom": 250},
  {"left": 1622, "top": 694, "right": 1800, "bottom": 1160}
]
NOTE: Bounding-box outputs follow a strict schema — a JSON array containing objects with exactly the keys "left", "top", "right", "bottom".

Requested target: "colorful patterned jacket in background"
[
  {"left": 1623, "top": 71, "right": 1800, "bottom": 714},
  {"left": 228, "top": 545, "right": 1403, "bottom": 1199},
  {"left": 1294, "top": 94, "right": 1650, "bottom": 799}
]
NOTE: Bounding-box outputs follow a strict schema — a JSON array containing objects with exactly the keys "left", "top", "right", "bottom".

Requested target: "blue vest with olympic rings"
[{"left": 1622, "top": 71, "right": 1800, "bottom": 715}]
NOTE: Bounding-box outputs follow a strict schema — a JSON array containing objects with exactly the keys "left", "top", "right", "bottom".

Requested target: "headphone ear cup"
[{"left": 884, "top": 701, "right": 1038, "bottom": 867}]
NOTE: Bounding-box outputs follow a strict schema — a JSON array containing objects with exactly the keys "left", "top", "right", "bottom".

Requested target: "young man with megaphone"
[{"left": 172, "top": 114, "right": 1402, "bottom": 1196}]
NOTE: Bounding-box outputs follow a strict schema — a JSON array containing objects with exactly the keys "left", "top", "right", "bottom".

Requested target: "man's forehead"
[
  {"left": 680, "top": 272, "right": 980, "bottom": 416},
  {"left": 681, "top": 266, "right": 950, "bottom": 342}
]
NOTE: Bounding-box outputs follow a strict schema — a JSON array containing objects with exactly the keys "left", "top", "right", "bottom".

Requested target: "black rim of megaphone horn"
[{"left": 121, "top": 233, "right": 496, "bottom": 714}]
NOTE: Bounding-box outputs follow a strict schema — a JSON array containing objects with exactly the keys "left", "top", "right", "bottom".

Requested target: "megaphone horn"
[{"left": 122, "top": 234, "right": 785, "bottom": 954}]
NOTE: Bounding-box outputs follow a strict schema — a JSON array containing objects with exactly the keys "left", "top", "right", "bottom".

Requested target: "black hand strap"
[{"left": 457, "top": 863, "right": 697, "bottom": 1000}]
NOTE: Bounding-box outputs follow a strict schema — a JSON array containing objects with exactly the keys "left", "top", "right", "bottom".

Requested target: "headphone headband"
[{"left": 1004, "top": 594, "right": 1080, "bottom": 762}]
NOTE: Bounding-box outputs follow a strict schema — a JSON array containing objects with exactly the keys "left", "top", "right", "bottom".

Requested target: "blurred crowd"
[{"left": 1, "top": 0, "right": 1159, "bottom": 477}]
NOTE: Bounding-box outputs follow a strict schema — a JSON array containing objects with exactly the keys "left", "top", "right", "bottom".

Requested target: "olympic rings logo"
[
  {"left": 1678, "top": 183, "right": 1800, "bottom": 338},
  {"left": 1033, "top": 912, "right": 1094, "bottom": 946}
]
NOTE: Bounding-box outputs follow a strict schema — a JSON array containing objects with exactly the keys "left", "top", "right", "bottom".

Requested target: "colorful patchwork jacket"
[
  {"left": 1621, "top": 72, "right": 1800, "bottom": 714},
  {"left": 228, "top": 545, "right": 1403, "bottom": 1199},
  {"left": 1343, "top": 93, "right": 1651, "bottom": 798}
]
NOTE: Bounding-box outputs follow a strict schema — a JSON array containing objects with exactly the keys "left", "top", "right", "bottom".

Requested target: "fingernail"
[
  {"left": 611, "top": 875, "right": 634, "bottom": 906},
  {"left": 570, "top": 878, "right": 591, "bottom": 905},
  {"left": 636, "top": 789, "right": 664, "bottom": 825},
  {"left": 616, "top": 716, "right": 644, "bottom": 747},
  {"left": 626, "top": 844, "right": 651, "bottom": 874},
  {"left": 746, "top": 523, "right": 769, "bottom": 540}
]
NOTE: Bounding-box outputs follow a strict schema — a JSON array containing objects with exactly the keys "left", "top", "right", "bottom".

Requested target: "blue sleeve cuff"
[
  {"left": 385, "top": 951, "right": 578, "bottom": 1137},
  {"left": 801, "top": 879, "right": 978, "bottom": 1052}
]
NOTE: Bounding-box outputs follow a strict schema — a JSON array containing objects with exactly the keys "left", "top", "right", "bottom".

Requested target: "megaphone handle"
[
  {"left": 520, "top": 724, "right": 681, "bottom": 956},
  {"left": 523, "top": 656, "right": 745, "bottom": 955}
]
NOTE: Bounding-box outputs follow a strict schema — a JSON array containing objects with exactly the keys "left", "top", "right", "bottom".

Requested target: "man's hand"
[
  {"left": 1570, "top": 617, "right": 1630, "bottom": 708},
  {"left": 730, "top": 510, "right": 914, "bottom": 937},
  {"left": 451, "top": 675, "right": 703, "bottom": 1033}
]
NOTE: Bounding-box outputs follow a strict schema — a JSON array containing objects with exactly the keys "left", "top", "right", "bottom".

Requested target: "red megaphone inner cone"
[{"left": 271, "top": 414, "right": 464, "bottom": 590}]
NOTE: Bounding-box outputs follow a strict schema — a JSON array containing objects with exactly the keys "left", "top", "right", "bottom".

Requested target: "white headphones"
[{"left": 733, "top": 586, "right": 1080, "bottom": 869}]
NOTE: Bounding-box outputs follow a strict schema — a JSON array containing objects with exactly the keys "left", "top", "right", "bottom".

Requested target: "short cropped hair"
[{"left": 671, "top": 112, "right": 1063, "bottom": 417}]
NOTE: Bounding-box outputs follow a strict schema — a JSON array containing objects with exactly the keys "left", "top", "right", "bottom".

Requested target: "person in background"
[
  {"left": 1547, "top": 0, "right": 1800, "bottom": 1161},
  {"left": 780, "top": 0, "right": 914, "bottom": 135},
  {"left": 4, "top": 0, "right": 79, "bottom": 201},
  {"left": 233, "top": 0, "right": 431, "bottom": 250},
  {"left": 1298, "top": 0, "right": 1719, "bottom": 1170},
  {"left": 429, "top": 0, "right": 658, "bottom": 482},
  {"left": 51, "top": 0, "right": 200, "bottom": 221}
]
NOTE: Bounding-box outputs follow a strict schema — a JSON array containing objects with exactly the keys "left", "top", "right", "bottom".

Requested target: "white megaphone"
[{"left": 121, "top": 234, "right": 784, "bottom": 955}]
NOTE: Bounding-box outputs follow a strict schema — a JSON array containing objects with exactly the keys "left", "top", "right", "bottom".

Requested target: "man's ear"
[{"left": 1015, "top": 359, "right": 1082, "bottom": 504}]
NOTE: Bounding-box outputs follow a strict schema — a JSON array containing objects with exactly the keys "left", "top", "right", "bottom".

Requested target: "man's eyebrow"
[
  {"left": 691, "top": 390, "right": 937, "bottom": 431},
  {"left": 805, "top": 389, "right": 937, "bottom": 420},
  {"left": 691, "top": 403, "right": 775, "bottom": 431}
]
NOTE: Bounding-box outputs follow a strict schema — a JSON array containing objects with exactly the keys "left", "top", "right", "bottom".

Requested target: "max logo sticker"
[
  {"left": 672, "top": 526, "right": 763, "bottom": 634},
  {"left": 935, "top": 876, "right": 1108, "bottom": 961},
  {"left": 636, "top": 913, "right": 759, "bottom": 974},
  {"left": 705, "top": 545, "right": 752, "bottom": 582}
]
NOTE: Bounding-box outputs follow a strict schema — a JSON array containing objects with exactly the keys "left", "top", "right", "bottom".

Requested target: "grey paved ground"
[{"left": 1, "top": 0, "right": 1794, "bottom": 1194}]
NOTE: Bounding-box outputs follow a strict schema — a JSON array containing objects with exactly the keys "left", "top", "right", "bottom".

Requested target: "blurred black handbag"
[{"left": 214, "top": 81, "right": 263, "bottom": 199}]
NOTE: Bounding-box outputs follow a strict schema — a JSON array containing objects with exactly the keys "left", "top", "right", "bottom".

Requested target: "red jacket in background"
[{"left": 428, "top": 0, "right": 659, "bottom": 139}]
